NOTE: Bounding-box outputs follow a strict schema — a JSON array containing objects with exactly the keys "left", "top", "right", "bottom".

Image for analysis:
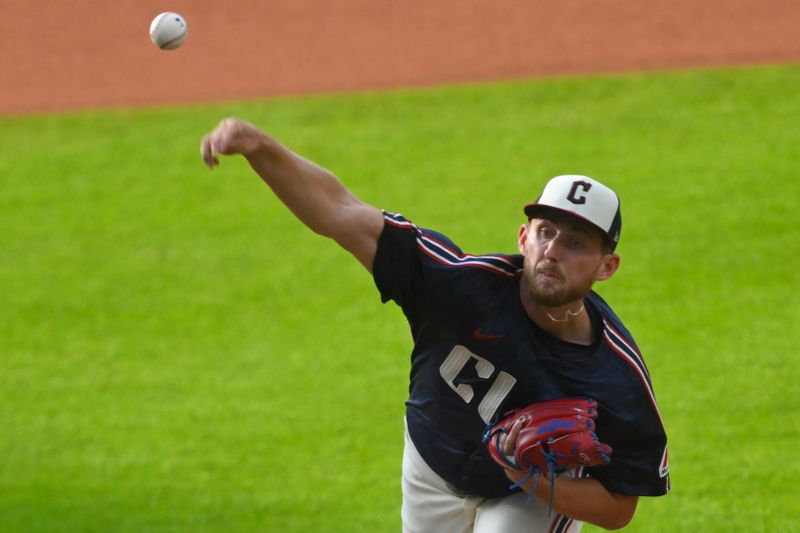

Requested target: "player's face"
[{"left": 518, "top": 215, "right": 619, "bottom": 307}]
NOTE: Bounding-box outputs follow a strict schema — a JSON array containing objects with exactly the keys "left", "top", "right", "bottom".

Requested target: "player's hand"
[
  {"left": 501, "top": 418, "right": 524, "bottom": 456},
  {"left": 498, "top": 418, "right": 553, "bottom": 488},
  {"left": 502, "top": 420, "right": 551, "bottom": 490},
  {"left": 200, "top": 117, "right": 267, "bottom": 168}
]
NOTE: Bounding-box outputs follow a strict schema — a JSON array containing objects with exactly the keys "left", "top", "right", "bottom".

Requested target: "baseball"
[{"left": 149, "top": 12, "right": 188, "bottom": 50}]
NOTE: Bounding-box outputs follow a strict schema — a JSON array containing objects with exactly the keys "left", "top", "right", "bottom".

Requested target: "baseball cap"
[{"left": 523, "top": 175, "right": 622, "bottom": 251}]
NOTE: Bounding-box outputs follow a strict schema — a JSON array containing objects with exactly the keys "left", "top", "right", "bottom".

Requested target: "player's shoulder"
[
  {"left": 586, "top": 290, "right": 618, "bottom": 319},
  {"left": 588, "top": 291, "right": 647, "bottom": 369},
  {"left": 382, "top": 211, "right": 523, "bottom": 279},
  {"left": 587, "top": 291, "right": 635, "bottom": 340}
]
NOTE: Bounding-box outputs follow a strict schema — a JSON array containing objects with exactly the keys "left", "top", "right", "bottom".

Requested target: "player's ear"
[
  {"left": 518, "top": 223, "right": 530, "bottom": 254},
  {"left": 594, "top": 253, "right": 620, "bottom": 281}
]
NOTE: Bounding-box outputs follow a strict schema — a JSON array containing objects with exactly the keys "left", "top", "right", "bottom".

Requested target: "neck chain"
[{"left": 546, "top": 304, "right": 585, "bottom": 323}]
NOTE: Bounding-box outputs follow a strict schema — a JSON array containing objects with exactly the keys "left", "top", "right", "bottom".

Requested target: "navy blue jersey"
[{"left": 372, "top": 212, "right": 670, "bottom": 498}]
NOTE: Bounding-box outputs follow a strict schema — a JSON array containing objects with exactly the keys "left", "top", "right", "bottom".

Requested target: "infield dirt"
[{"left": 1, "top": 0, "right": 799, "bottom": 114}]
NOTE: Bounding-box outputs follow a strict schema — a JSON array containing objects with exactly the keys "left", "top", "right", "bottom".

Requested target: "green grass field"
[{"left": 2, "top": 64, "right": 799, "bottom": 532}]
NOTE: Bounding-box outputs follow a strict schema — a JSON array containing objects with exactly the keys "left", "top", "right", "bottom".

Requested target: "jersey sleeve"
[
  {"left": 580, "top": 294, "right": 671, "bottom": 496},
  {"left": 372, "top": 211, "right": 473, "bottom": 324},
  {"left": 588, "top": 402, "right": 670, "bottom": 496},
  {"left": 371, "top": 212, "right": 428, "bottom": 321}
]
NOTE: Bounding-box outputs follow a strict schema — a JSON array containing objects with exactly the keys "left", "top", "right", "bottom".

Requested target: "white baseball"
[{"left": 149, "top": 12, "right": 188, "bottom": 50}]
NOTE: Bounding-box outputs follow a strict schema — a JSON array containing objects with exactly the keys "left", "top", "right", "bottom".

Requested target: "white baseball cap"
[{"left": 523, "top": 175, "right": 622, "bottom": 250}]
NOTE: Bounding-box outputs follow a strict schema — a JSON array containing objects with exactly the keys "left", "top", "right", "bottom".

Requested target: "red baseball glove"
[{"left": 483, "top": 398, "right": 613, "bottom": 480}]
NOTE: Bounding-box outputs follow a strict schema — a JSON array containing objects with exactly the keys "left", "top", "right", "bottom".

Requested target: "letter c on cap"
[{"left": 567, "top": 180, "right": 592, "bottom": 205}]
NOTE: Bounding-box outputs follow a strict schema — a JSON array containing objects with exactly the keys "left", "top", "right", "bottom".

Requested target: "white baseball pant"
[{"left": 401, "top": 419, "right": 582, "bottom": 533}]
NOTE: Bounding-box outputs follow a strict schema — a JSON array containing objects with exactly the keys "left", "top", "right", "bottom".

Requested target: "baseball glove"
[{"left": 483, "top": 397, "right": 613, "bottom": 482}]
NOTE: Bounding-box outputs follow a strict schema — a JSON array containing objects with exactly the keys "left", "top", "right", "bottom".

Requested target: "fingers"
[
  {"left": 200, "top": 134, "right": 219, "bottom": 168},
  {"left": 504, "top": 468, "right": 526, "bottom": 484},
  {"left": 199, "top": 117, "right": 240, "bottom": 169},
  {"left": 502, "top": 418, "right": 524, "bottom": 456}
]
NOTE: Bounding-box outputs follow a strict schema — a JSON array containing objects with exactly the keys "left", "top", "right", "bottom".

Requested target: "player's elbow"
[
  {"left": 591, "top": 511, "right": 633, "bottom": 530},
  {"left": 597, "top": 514, "right": 633, "bottom": 530},
  {"left": 594, "top": 494, "right": 637, "bottom": 530}
]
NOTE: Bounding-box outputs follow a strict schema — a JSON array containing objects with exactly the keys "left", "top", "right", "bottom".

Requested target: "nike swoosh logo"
[{"left": 473, "top": 328, "right": 505, "bottom": 341}]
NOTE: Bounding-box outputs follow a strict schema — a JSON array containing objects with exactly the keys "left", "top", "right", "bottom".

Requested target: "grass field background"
[{"left": 2, "top": 64, "right": 799, "bottom": 531}]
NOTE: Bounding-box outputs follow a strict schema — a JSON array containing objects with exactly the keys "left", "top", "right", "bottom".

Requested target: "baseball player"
[{"left": 200, "top": 118, "right": 670, "bottom": 532}]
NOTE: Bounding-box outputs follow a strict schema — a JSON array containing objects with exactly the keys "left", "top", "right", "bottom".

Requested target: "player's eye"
[
  {"left": 537, "top": 226, "right": 555, "bottom": 239},
  {"left": 567, "top": 237, "right": 585, "bottom": 249}
]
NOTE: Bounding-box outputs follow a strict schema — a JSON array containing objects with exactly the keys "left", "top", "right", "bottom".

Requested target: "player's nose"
[{"left": 542, "top": 237, "right": 562, "bottom": 261}]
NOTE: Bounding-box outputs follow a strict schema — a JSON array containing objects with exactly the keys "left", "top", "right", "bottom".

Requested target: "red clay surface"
[{"left": 2, "top": 0, "right": 799, "bottom": 115}]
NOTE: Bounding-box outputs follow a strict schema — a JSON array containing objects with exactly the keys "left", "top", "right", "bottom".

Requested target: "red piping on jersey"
[
  {"left": 383, "top": 212, "right": 522, "bottom": 278},
  {"left": 602, "top": 320, "right": 663, "bottom": 422},
  {"left": 417, "top": 234, "right": 520, "bottom": 278},
  {"left": 384, "top": 214, "right": 415, "bottom": 229},
  {"left": 603, "top": 326, "right": 671, "bottom": 491},
  {"left": 420, "top": 232, "right": 520, "bottom": 268}
]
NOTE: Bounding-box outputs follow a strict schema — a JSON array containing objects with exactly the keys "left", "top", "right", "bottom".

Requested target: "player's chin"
[
  {"left": 535, "top": 277, "right": 563, "bottom": 294},
  {"left": 530, "top": 283, "right": 568, "bottom": 307}
]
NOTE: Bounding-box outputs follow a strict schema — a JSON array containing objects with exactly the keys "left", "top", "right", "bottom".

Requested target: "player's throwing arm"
[{"left": 200, "top": 118, "right": 384, "bottom": 270}]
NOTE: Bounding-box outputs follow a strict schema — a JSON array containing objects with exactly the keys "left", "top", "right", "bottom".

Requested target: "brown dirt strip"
[{"left": 1, "top": 0, "right": 799, "bottom": 115}]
